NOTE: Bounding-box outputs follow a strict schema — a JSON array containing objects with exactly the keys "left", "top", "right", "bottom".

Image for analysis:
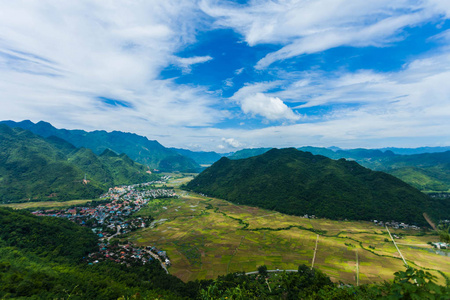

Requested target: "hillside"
[
  {"left": 186, "top": 148, "right": 449, "bottom": 225},
  {"left": 229, "top": 147, "right": 450, "bottom": 192},
  {"left": 0, "top": 207, "right": 192, "bottom": 299},
  {"left": 0, "top": 125, "right": 157, "bottom": 203},
  {"left": 2, "top": 120, "right": 200, "bottom": 172}
]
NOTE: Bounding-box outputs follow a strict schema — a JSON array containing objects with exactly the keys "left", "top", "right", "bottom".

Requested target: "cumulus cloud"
[
  {"left": 230, "top": 81, "right": 299, "bottom": 121},
  {"left": 240, "top": 93, "right": 299, "bottom": 121},
  {"left": 201, "top": 0, "right": 450, "bottom": 68},
  {"left": 222, "top": 137, "right": 242, "bottom": 148}
]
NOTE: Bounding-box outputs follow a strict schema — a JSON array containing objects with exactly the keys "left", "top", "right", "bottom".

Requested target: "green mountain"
[
  {"left": 301, "top": 148, "right": 450, "bottom": 192},
  {"left": 2, "top": 120, "right": 200, "bottom": 172},
  {"left": 228, "top": 147, "right": 450, "bottom": 192},
  {"left": 0, "top": 124, "right": 157, "bottom": 203},
  {"left": 186, "top": 148, "right": 449, "bottom": 225}
]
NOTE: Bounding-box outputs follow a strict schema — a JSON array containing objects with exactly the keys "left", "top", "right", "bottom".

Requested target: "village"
[{"left": 31, "top": 177, "right": 176, "bottom": 270}]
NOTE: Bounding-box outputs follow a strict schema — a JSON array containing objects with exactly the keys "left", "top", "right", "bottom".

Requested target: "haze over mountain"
[
  {"left": 0, "top": 124, "right": 157, "bottom": 203},
  {"left": 186, "top": 148, "right": 449, "bottom": 226},
  {"left": 169, "top": 148, "right": 223, "bottom": 166},
  {"left": 2, "top": 120, "right": 200, "bottom": 172}
]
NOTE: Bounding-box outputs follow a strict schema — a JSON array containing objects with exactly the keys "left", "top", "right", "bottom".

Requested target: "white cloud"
[
  {"left": 1, "top": 0, "right": 450, "bottom": 152},
  {"left": 230, "top": 81, "right": 299, "bottom": 121},
  {"left": 234, "top": 67, "right": 244, "bottom": 75},
  {"left": 222, "top": 137, "right": 242, "bottom": 148},
  {"left": 0, "top": 1, "right": 225, "bottom": 133},
  {"left": 201, "top": 0, "right": 450, "bottom": 68},
  {"left": 175, "top": 55, "right": 213, "bottom": 73},
  {"left": 240, "top": 93, "right": 300, "bottom": 121}
]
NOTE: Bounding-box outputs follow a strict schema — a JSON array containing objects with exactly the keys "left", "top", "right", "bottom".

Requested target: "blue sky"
[{"left": 1, "top": 1, "right": 450, "bottom": 152}]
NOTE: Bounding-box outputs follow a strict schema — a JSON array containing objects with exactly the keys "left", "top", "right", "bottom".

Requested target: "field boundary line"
[
  {"left": 356, "top": 249, "right": 359, "bottom": 286},
  {"left": 311, "top": 234, "right": 319, "bottom": 269},
  {"left": 226, "top": 235, "right": 246, "bottom": 274},
  {"left": 386, "top": 225, "right": 408, "bottom": 267}
]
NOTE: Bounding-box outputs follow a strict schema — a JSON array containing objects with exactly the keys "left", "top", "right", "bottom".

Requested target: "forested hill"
[
  {"left": 0, "top": 207, "right": 193, "bottom": 299},
  {"left": 2, "top": 120, "right": 200, "bottom": 172},
  {"left": 228, "top": 147, "right": 450, "bottom": 192},
  {"left": 186, "top": 148, "right": 449, "bottom": 226},
  {"left": 0, "top": 124, "right": 158, "bottom": 203}
]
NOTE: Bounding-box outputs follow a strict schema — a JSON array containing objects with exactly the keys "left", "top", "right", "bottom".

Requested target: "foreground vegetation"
[{"left": 1, "top": 206, "right": 449, "bottom": 299}]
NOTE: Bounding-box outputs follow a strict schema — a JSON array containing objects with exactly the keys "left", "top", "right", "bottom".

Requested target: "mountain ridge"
[
  {"left": 0, "top": 124, "right": 158, "bottom": 203},
  {"left": 1, "top": 120, "right": 200, "bottom": 172}
]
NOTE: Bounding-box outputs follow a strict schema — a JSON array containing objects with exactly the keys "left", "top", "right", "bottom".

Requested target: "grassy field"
[
  {"left": 0, "top": 199, "right": 93, "bottom": 210},
  {"left": 127, "top": 188, "right": 450, "bottom": 285}
]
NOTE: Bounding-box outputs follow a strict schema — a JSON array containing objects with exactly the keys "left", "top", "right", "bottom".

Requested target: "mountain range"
[
  {"left": 186, "top": 148, "right": 449, "bottom": 225},
  {"left": 1, "top": 120, "right": 201, "bottom": 172},
  {"left": 0, "top": 124, "right": 157, "bottom": 203}
]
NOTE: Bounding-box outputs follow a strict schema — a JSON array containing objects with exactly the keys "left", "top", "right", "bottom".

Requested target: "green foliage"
[
  {"left": 258, "top": 265, "right": 268, "bottom": 276},
  {"left": 186, "top": 148, "right": 447, "bottom": 225},
  {"left": 199, "top": 264, "right": 378, "bottom": 300},
  {"left": 437, "top": 224, "right": 450, "bottom": 243},
  {"left": 0, "top": 207, "right": 97, "bottom": 261},
  {"left": 373, "top": 267, "right": 450, "bottom": 299},
  {"left": 0, "top": 208, "right": 196, "bottom": 299}
]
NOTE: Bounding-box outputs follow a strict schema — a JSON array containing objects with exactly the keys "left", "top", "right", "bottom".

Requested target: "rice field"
[
  {"left": 0, "top": 199, "right": 93, "bottom": 210},
  {"left": 127, "top": 190, "right": 450, "bottom": 284}
]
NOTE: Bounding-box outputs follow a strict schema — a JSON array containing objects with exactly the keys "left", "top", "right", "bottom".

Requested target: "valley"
[{"left": 125, "top": 174, "right": 450, "bottom": 285}]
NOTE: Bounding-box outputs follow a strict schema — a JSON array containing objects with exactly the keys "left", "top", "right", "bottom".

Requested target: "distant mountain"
[
  {"left": 2, "top": 120, "right": 200, "bottom": 172},
  {"left": 0, "top": 124, "right": 157, "bottom": 203},
  {"left": 380, "top": 146, "right": 450, "bottom": 155},
  {"left": 303, "top": 148, "right": 450, "bottom": 192},
  {"left": 169, "top": 148, "right": 223, "bottom": 166},
  {"left": 228, "top": 148, "right": 273, "bottom": 160},
  {"left": 186, "top": 148, "right": 449, "bottom": 225}
]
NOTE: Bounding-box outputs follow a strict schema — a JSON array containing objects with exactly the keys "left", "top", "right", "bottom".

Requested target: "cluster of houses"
[
  {"left": 85, "top": 242, "right": 171, "bottom": 271},
  {"left": 431, "top": 242, "right": 449, "bottom": 249},
  {"left": 32, "top": 180, "right": 175, "bottom": 269},
  {"left": 373, "top": 220, "right": 420, "bottom": 230},
  {"left": 32, "top": 181, "right": 176, "bottom": 238}
]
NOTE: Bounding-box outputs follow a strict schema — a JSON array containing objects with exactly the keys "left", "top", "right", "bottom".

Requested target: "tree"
[
  {"left": 257, "top": 265, "right": 268, "bottom": 277},
  {"left": 374, "top": 267, "right": 450, "bottom": 299}
]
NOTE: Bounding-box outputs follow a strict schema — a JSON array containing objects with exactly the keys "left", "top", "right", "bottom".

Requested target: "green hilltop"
[
  {"left": 186, "top": 148, "right": 449, "bottom": 225},
  {"left": 0, "top": 124, "right": 158, "bottom": 203},
  {"left": 228, "top": 147, "right": 450, "bottom": 192}
]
